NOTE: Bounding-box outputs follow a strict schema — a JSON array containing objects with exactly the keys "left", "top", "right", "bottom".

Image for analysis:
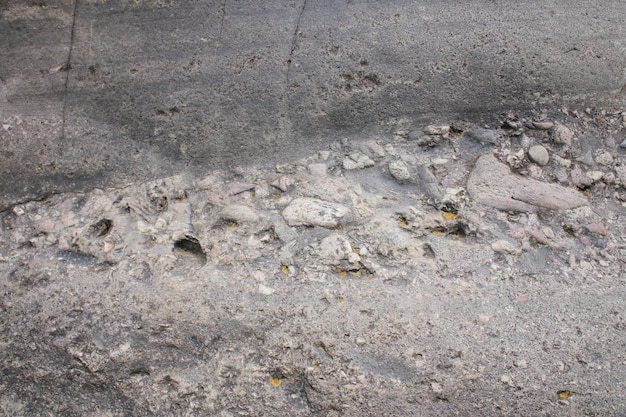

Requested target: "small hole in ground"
[{"left": 173, "top": 236, "right": 206, "bottom": 264}]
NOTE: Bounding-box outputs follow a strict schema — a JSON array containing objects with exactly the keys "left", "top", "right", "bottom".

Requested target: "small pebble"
[
  {"left": 430, "top": 382, "right": 444, "bottom": 395},
  {"left": 528, "top": 145, "right": 550, "bottom": 166},
  {"left": 500, "top": 375, "right": 513, "bottom": 385},
  {"left": 532, "top": 121, "right": 554, "bottom": 130},
  {"left": 423, "top": 125, "right": 450, "bottom": 135},
  {"left": 586, "top": 223, "right": 607, "bottom": 235},
  {"left": 620, "top": 139, "right": 626, "bottom": 148}
]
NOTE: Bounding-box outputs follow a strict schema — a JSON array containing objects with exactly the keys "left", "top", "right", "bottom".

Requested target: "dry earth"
[{"left": 1, "top": 107, "right": 626, "bottom": 416}]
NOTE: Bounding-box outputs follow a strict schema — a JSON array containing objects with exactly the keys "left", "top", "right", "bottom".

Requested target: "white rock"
[
  {"left": 347, "top": 252, "right": 361, "bottom": 264},
  {"left": 586, "top": 171, "right": 604, "bottom": 182},
  {"left": 423, "top": 125, "right": 450, "bottom": 135},
  {"left": 282, "top": 198, "right": 352, "bottom": 228},
  {"left": 430, "top": 382, "right": 444, "bottom": 395},
  {"left": 388, "top": 160, "right": 411, "bottom": 181},
  {"left": 258, "top": 284, "right": 275, "bottom": 295},
  {"left": 343, "top": 153, "right": 375, "bottom": 170}
]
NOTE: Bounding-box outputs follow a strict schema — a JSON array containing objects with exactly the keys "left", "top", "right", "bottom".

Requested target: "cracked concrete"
[{"left": 2, "top": 0, "right": 626, "bottom": 209}]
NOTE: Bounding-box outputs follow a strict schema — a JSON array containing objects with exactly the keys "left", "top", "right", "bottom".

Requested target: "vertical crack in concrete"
[
  {"left": 217, "top": 0, "right": 226, "bottom": 46},
  {"left": 286, "top": 0, "right": 307, "bottom": 84},
  {"left": 61, "top": 0, "right": 79, "bottom": 142}
]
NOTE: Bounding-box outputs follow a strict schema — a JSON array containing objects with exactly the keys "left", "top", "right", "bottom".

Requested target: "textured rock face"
[
  {"left": 467, "top": 154, "right": 587, "bottom": 212},
  {"left": 2, "top": 112, "right": 626, "bottom": 416},
  {"left": 2, "top": 0, "right": 626, "bottom": 208}
]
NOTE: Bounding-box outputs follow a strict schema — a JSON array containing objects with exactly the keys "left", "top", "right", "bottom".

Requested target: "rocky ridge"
[{"left": 1, "top": 108, "right": 626, "bottom": 416}]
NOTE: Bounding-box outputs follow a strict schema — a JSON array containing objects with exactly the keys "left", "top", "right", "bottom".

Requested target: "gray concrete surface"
[{"left": 1, "top": 0, "right": 626, "bottom": 208}]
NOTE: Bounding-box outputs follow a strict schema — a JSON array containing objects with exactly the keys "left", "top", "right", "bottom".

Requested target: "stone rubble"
[{"left": 1, "top": 109, "right": 625, "bottom": 416}]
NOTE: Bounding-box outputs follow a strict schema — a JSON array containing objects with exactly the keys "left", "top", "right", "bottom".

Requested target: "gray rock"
[
  {"left": 316, "top": 234, "right": 353, "bottom": 265},
  {"left": 220, "top": 204, "right": 259, "bottom": 224},
  {"left": 343, "top": 153, "right": 375, "bottom": 170},
  {"left": 620, "top": 139, "right": 626, "bottom": 148},
  {"left": 388, "top": 160, "right": 411, "bottom": 181},
  {"left": 528, "top": 145, "right": 550, "bottom": 166},
  {"left": 514, "top": 248, "right": 552, "bottom": 274},
  {"left": 417, "top": 165, "right": 443, "bottom": 199},
  {"left": 282, "top": 198, "right": 352, "bottom": 228},
  {"left": 423, "top": 125, "right": 450, "bottom": 135},
  {"left": 594, "top": 150, "right": 613, "bottom": 166},
  {"left": 467, "top": 154, "right": 587, "bottom": 212},
  {"left": 463, "top": 128, "right": 500, "bottom": 145},
  {"left": 570, "top": 167, "right": 593, "bottom": 188},
  {"left": 551, "top": 124, "right": 574, "bottom": 146}
]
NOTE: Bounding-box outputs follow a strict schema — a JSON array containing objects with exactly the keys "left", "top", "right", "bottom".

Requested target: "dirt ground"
[{"left": 1, "top": 107, "right": 626, "bottom": 416}]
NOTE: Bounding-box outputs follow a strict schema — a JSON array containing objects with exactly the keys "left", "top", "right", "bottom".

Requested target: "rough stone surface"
[
  {"left": 551, "top": 123, "right": 575, "bottom": 146},
  {"left": 388, "top": 160, "right": 411, "bottom": 181},
  {"left": 282, "top": 198, "right": 352, "bottom": 228},
  {"left": 2, "top": 114, "right": 626, "bottom": 416},
  {"left": 467, "top": 154, "right": 587, "bottom": 211},
  {"left": 3, "top": 1, "right": 626, "bottom": 209}
]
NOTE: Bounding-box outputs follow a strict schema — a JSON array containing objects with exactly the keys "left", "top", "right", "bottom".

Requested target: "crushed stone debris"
[{"left": 1, "top": 109, "right": 625, "bottom": 416}]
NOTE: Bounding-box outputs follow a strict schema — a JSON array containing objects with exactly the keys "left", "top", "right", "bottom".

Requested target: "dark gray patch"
[{"left": 514, "top": 247, "right": 553, "bottom": 274}]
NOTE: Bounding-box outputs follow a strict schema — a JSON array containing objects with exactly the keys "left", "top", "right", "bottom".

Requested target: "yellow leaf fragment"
[
  {"left": 269, "top": 376, "right": 282, "bottom": 387},
  {"left": 281, "top": 265, "right": 289, "bottom": 275},
  {"left": 442, "top": 211, "right": 458, "bottom": 220},
  {"left": 336, "top": 296, "right": 344, "bottom": 303},
  {"left": 432, "top": 230, "right": 442, "bottom": 236},
  {"left": 397, "top": 217, "right": 408, "bottom": 227},
  {"left": 558, "top": 390, "right": 571, "bottom": 399}
]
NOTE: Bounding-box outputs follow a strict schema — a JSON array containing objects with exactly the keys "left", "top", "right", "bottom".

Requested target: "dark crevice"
[
  {"left": 61, "top": 0, "right": 80, "bottom": 141},
  {"left": 286, "top": 0, "right": 307, "bottom": 84},
  {"left": 173, "top": 236, "right": 207, "bottom": 264},
  {"left": 217, "top": 0, "right": 226, "bottom": 46}
]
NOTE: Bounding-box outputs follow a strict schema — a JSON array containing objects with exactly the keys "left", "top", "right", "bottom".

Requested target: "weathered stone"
[
  {"left": 388, "top": 160, "right": 411, "bottom": 181},
  {"left": 463, "top": 128, "right": 500, "bottom": 144},
  {"left": 423, "top": 125, "right": 450, "bottom": 135},
  {"left": 282, "top": 198, "right": 352, "bottom": 228},
  {"left": 467, "top": 154, "right": 587, "bottom": 212},
  {"left": 570, "top": 167, "right": 593, "bottom": 187},
  {"left": 594, "top": 150, "right": 614, "bottom": 166},
  {"left": 492, "top": 240, "right": 522, "bottom": 254},
  {"left": 316, "top": 234, "right": 352, "bottom": 265},
  {"left": 343, "top": 153, "right": 375, "bottom": 170},
  {"left": 532, "top": 121, "right": 554, "bottom": 130},
  {"left": 586, "top": 223, "right": 608, "bottom": 235},
  {"left": 551, "top": 124, "right": 574, "bottom": 146},
  {"left": 528, "top": 145, "right": 550, "bottom": 166},
  {"left": 586, "top": 171, "right": 604, "bottom": 183},
  {"left": 220, "top": 205, "right": 259, "bottom": 224}
]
